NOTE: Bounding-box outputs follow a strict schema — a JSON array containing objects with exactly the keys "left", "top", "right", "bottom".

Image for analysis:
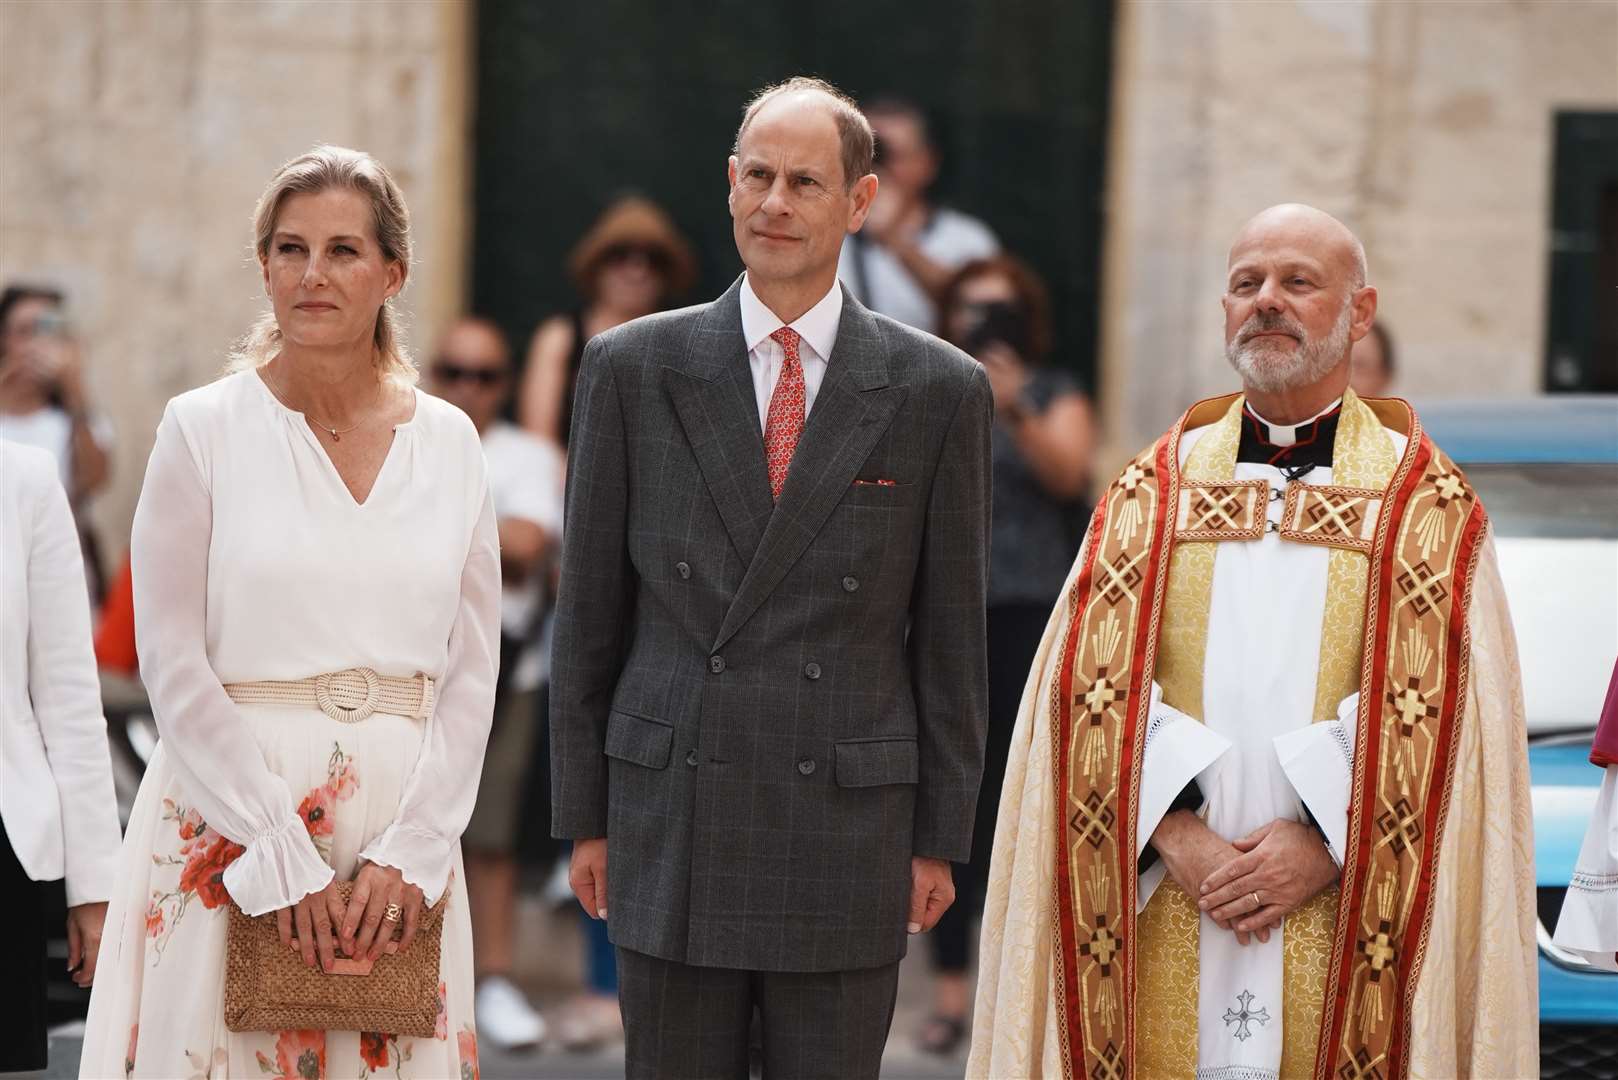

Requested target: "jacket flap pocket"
[
  {"left": 604, "top": 710, "right": 674, "bottom": 770},
  {"left": 834, "top": 737, "right": 919, "bottom": 788}
]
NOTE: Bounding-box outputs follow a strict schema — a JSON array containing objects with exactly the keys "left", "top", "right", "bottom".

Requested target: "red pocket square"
[{"left": 853, "top": 478, "right": 898, "bottom": 487}]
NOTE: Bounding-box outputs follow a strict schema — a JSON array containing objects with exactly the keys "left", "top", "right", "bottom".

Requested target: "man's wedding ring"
[
  {"left": 383, "top": 903, "right": 403, "bottom": 923},
  {"left": 1251, "top": 891, "right": 1262, "bottom": 910}
]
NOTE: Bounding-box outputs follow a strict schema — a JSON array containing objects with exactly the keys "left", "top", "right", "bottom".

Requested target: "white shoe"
[{"left": 475, "top": 975, "right": 547, "bottom": 1050}]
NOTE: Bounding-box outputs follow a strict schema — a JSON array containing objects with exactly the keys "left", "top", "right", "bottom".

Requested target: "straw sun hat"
[{"left": 568, "top": 196, "right": 698, "bottom": 300}]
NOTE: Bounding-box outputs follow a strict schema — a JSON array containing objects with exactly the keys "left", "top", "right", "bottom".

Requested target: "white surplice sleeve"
[
  {"left": 359, "top": 482, "right": 500, "bottom": 905},
  {"left": 132, "top": 404, "right": 334, "bottom": 916},
  {"left": 1554, "top": 763, "right": 1618, "bottom": 971},
  {"left": 1136, "top": 681, "right": 1232, "bottom": 911},
  {"left": 1273, "top": 692, "right": 1358, "bottom": 865}
]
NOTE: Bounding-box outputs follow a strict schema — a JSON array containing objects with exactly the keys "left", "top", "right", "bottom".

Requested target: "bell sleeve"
[{"left": 132, "top": 403, "right": 335, "bottom": 916}]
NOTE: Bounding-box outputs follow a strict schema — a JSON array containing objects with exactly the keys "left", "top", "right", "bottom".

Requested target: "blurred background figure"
[
  {"left": 1349, "top": 319, "right": 1396, "bottom": 398},
  {"left": 428, "top": 317, "right": 563, "bottom": 1051},
  {"left": 838, "top": 99, "right": 999, "bottom": 334},
  {"left": 0, "top": 285, "right": 114, "bottom": 602},
  {"left": 917, "top": 254, "right": 1095, "bottom": 1056},
  {"left": 1, "top": 441, "right": 122, "bottom": 1073},
  {"left": 518, "top": 196, "right": 696, "bottom": 446}
]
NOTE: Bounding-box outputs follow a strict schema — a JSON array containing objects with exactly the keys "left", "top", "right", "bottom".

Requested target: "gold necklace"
[{"left": 266, "top": 364, "right": 382, "bottom": 442}]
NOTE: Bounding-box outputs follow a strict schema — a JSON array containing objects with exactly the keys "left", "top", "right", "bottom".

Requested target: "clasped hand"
[
  {"left": 1154, "top": 812, "right": 1337, "bottom": 946},
  {"left": 276, "top": 862, "right": 426, "bottom": 971}
]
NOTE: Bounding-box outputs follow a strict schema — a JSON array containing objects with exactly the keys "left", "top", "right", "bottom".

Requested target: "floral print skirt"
[{"left": 80, "top": 705, "right": 478, "bottom": 1079}]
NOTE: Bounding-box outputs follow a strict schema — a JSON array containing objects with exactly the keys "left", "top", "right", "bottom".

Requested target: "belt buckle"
[{"left": 315, "top": 667, "right": 380, "bottom": 723}]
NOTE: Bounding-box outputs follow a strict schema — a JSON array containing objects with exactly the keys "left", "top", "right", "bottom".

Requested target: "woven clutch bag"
[{"left": 224, "top": 882, "right": 446, "bottom": 1036}]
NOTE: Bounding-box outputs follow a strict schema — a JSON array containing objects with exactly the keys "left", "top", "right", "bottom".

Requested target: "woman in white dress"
[{"left": 81, "top": 145, "right": 499, "bottom": 1079}]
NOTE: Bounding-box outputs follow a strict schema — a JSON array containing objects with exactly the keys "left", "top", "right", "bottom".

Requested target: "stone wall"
[
  {"left": 0, "top": 0, "right": 471, "bottom": 551},
  {"left": 1098, "top": 0, "right": 1618, "bottom": 461}
]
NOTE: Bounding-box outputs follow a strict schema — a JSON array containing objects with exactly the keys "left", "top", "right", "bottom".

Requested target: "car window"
[{"left": 1459, "top": 463, "right": 1618, "bottom": 539}]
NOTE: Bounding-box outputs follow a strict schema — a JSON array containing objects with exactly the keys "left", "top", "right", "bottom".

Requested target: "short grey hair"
[
  {"left": 732, "top": 76, "right": 874, "bottom": 190},
  {"left": 228, "top": 144, "right": 415, "bottom": 381}
]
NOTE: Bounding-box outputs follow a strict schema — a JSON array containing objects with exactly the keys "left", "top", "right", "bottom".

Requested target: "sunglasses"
[
  {"left": 600, "top": 243, "right": 673, "bottom": 274},
  {"left": 433, "top": 360, "right": 506, "bottom": 386}
]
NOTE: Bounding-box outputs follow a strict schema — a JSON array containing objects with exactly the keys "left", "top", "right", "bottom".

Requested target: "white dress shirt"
[
  {"left": 0, "top": 440, "right": 121, "bottom": 906},
  {"left": 739, "top": 274, "right": 843, "bottom": 430}
]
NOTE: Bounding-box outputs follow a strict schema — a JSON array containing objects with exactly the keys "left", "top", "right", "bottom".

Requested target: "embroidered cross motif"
[
  {"left": 1387, "top": 678, "right": 1438, "bottom": 737},
  {"left": 1175, "top": 480, "right": 1267, "bottom": 542},
  {"left": 1375, "top": 799, "right": 1424, "bottom": 857},
  {"left": 1077, "top": 914, "right": 1120, "bottom": 974},
  {"left": 1070, "top": 790, "right": 1117, "bottom": 849},
  {"left": 1429, "top": 469, "right": 1467, "bottom": 507},
  {"left": 1079, "top": 671, "right": 1121, "bottom": 719},
  {"left": 1358, "top": 918, "right": 1398, "bottom": 978},
  {"left": 1394, "top": 559, "right": 1450, "bottom": 617},
  {"left": 1279, "top": 482, "right": 1383, "bottom": 551},
  {"left": 1118, "top": 461, "right": 1151, "bottom": 492},
  {"left": 1336, "top": 1047, "right": 1383, "bottom": 1080},
  {"left": 1095, "top": 550, "right": 1144, "bottom": 605},
  {"left": 1222, "top": 989, "right": 1271, "bottom": 1041}
]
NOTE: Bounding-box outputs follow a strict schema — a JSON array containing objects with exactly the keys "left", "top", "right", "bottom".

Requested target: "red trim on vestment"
[
  {"left": 1054, "top": 499, "right": 1107, "bottom": 1071},
  {"left": 1322, "top": 436, "right": 1433, "bottom": 1065},
  {"left": 1387, "top": 466, "right": 1487, "bottom": 1079}
]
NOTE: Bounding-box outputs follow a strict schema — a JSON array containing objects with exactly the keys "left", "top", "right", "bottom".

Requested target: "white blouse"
[{"left": 130, "top": 370, "right": 500, "bottom": 915}]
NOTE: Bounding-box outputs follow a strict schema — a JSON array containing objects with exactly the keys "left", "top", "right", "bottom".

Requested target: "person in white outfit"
[
  {"left": 80, "top": 145, "right": 499, "bottom": 1079},
  {"left": 1, "top": 440, "right": 122, "bottom": 1073}
]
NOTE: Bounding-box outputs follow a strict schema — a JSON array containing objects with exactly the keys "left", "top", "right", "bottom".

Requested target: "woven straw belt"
[{"left": 223, "top": 668, "right": 435, "bottom": 724}]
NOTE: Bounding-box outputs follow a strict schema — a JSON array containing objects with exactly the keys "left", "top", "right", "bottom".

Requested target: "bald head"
[
  {"left": 733, "top": 76, "right": 874, "bottom": 190},
  {"left": 1230, "top": 203, "right": 1367, "bottom": 288},
  {"left": 1221, "top": 204, "right": 1379, "bottom": 412}
]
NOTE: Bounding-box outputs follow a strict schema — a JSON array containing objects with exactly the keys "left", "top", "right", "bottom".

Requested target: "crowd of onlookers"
[{"left": 0, "top": 95, "right": 1398, "bottom": 1059}]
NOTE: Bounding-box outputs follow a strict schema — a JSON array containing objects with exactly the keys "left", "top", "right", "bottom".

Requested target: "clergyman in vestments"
[{"left": 969, "top": 204, "right": 1538, "bottom": 1079}]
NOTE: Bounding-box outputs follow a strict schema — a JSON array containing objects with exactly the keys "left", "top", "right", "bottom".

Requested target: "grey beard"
[{"left": 1226, "top": 300, "right": 1352, "bottom": 394}]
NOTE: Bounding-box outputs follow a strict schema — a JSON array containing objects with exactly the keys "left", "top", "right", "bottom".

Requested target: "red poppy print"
[
  {"left": 457, "top": 1026, "right": 479, "bottom": 1080},
  {"left": 178, "top": 833, "right": 244, "bottom": 910},
  {"left": 359, "top": 1030, "right": 388, "bottom": 1070}
]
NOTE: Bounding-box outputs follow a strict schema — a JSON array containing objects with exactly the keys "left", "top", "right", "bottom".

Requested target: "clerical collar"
[{"left": 1237, "top": 398, "right": 1342, "bottom": 472}]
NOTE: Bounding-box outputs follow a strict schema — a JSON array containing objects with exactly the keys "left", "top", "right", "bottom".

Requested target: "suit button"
[
  {"left": 841, "top": 575, "right": 859, "bottom": 593},
  {"left": 709, "top": 655, "right": 726, "bottom": 674},
  {"left": 797, "top": 758, "right": 817, "bottom": 776},
  {"left": 804, "top": 662, "right": 822, "bottom": 680},
  {"left": 676, "top": 561, "right": 691, "bottom": 579},
  {"left": 686, "top": 749, "right": 700, "bottom": 767}
]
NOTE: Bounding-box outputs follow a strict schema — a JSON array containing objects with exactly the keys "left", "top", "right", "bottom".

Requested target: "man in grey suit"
[{"left": 550, "top": 76, "right": 991, "bottom": 1078}]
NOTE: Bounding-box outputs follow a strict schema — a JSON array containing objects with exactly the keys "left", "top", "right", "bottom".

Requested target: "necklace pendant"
[{"left": 329, "top": 429, "right": 340, "bottom": 442}]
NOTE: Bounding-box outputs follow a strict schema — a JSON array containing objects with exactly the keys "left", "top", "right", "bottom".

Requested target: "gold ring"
[
  {"left": 1252, "top": 891, "right": 1262, "bottom": 909},
  {"left": 383, "top": 903, "right": 402, "bottom": 922}
]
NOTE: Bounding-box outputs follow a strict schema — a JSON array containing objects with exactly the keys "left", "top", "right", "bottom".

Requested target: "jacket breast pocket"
[
  {"left": 833, "top": 736, "right": 919, "bottom": 788},
  {"left": 604, "top": 710, "right": 674, "bottom": 770}
]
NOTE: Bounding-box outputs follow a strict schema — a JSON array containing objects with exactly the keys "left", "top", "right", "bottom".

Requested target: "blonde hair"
[{"left": 228, "top": 145, "right": 416, "bottom": 381}]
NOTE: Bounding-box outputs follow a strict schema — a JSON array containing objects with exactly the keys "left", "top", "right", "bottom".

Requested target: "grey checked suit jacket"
[{"left": 550, "top": 278, "right": 990, "bottom": 973}]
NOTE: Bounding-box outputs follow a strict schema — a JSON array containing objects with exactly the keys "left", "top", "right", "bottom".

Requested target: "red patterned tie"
[{"left": 764, "top": 326, "right": 806, "bottom": 501}]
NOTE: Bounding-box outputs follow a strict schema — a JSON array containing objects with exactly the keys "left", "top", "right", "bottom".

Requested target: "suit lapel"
[
  {"left": 713, "top": 288, "right": 905, "bottom": 651},
  {"left": 663, "top": 279, "right": 775, "bottom": 567}
]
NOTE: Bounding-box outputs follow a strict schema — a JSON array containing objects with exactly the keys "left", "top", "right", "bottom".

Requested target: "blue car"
[{"left": 1417, "top": 396, "right": 1618, "bottom": 1078}]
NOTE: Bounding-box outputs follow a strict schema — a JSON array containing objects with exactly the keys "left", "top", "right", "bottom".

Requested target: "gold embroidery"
[
  {"left": 1325, "top": 425, "right": 1484, "bottom": 1079},
  {"left": 1280, "top": 483, "right": 1383, "bottom": 552},
  {"left": 1176, "top": 479, "right": 1269, "bottom": 542}
]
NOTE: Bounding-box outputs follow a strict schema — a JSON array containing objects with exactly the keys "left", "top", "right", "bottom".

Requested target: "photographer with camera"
[
  {"left": 837, "top": 99, "right": 998, "bottom": 334},
  {"left": 0, "top": 286, "right": 111, "bottom": 507},
  {"left": 916, "top": 254, "right": 1096, "bottom": 1056}
]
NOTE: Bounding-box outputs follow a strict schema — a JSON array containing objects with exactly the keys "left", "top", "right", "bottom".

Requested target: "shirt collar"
[
  {"left": 1244, "top": 396, "right": 1343, "bottom": 447},
  {"left": 739, "top": 274, "right": 844, "bottom": 362}
]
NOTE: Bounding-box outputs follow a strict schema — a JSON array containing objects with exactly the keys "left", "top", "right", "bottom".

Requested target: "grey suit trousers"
[{"left": 617, "top": 946, "right": 901, "bottom": 1080}]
